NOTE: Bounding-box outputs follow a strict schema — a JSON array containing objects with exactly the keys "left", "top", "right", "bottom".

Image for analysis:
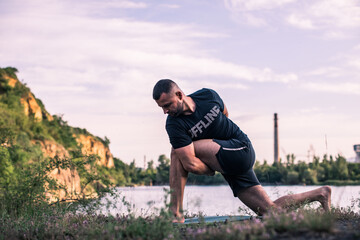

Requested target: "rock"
[
  {"left": 75, "top": 134, "right": 115, "bottom": 168},
  {"left": 33, "top": 139, "right": 82, "bottom": 201}
]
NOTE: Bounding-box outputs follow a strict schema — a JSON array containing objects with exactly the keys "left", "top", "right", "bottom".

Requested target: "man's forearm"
[{"left": 169, "top": 154, "right": 188, "bottom": 222}]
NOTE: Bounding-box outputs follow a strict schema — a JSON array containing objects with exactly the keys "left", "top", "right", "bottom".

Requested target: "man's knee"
[{"left": 237, "top": 185, "right": 277, "bottom": 215}]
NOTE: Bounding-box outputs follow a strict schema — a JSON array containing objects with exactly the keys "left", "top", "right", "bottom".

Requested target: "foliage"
[
  {"left": 44, "top": 115, "right": 79, "bottom": 149},
  {"left": 0, "top": 66, "right": 18, "bottom": 80},
  {"left": 254, "top": 153, "right": 359, "bottom": 185},
  {"left": 106, "top": 152, "right": 360, "bottom": 187},
  {"left": 187, "top": 172, "right": 226, "bottom": 185},
  {"left": 156, "top": 154, "right": 170, "bottom": 185}
]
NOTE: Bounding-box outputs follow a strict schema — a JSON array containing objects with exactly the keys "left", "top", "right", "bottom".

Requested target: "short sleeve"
[
  {"left": 166, "top": 120, "right": 192, "bottom": 149},
  {"left": 208, "top": 89, "right": 224, "bottom": 112}
]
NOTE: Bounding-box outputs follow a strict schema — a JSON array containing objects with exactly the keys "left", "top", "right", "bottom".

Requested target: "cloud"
[
  {"left": 303, "top": 51, "right": 360, "bottom": 94},
  {"left": 160, "top": 4, "right": 180, "bottom": 9},
  {"left": 224, "top": 0, "right": 295, "bottom": 11},
  {"left": 348, "top": 59, "right": 360, "bottom": 69},
  {"left": 1, "top": 0, "right": 297, "bottom": 101},
  {"left": 0, "top": 0, "right": 301, "bottom": 138},
  {"left": 286, "top": 14, "right": 315, "bottom": 29},
  {"left": 306, "top": 67, "right": 343, "bottom": 78},
  {"left": 307, "top": 0, "right": 360, "bottom": 29},
  {"left": 104, "top": 0, "right": 148, "bottom": 9},
  {"left": 194, "top": 81, "right": 249, "bottom": 90},
  {"left": 224, "top": 0, "right": 360, "bottom": 38},
  {"left": 76, "top": 0, "right": 148, "bottom": 10},
  {"left": 302, "top": 82, "right": 360, "bottom": 95},
  {"left": 286, "top": 0, "right": 360, "bottom": 38},
  {"left": 224, "top": 0, "right": 295, "bottom": 27}
]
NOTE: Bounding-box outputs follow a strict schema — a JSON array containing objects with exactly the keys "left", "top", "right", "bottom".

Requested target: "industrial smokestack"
[{"left": 274, "top": 113, "right": 279, "bottom": 164}]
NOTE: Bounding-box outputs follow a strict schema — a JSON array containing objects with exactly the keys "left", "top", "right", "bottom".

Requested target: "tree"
[
  {"left": 286, "top": 171, "right": 299, "bottom": 185},
  {"left": 332, "top": 155, "right": 349, "bottom": 180},
  {"left": 286, "top": 154, "right": 296, "bottom": 171},
  {"left": 156, "top": 155, "right": 170, "bottom": 185},
  {"left": 303, "top": 168, "right": 318, "bottom": 184},
  {"left": 140, "top": 160, "right": 157, "bottom": 185}
]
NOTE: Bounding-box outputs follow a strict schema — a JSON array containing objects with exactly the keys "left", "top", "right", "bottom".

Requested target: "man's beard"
[{"left": 170, "top": 101, "right": 184, "bottom": 117}]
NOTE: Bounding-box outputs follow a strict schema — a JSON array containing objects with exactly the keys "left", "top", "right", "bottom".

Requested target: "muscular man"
[{"left": 153, "top": 79, "right": 331, "bottom": 223}]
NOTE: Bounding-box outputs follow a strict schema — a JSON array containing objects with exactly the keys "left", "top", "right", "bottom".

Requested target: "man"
[{"left": 153, "top": 79, "right": 331, "bottom": 223}]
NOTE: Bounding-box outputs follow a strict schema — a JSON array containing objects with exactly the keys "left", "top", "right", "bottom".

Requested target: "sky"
[{"left": 1, "top": 0, "right": 359, "bottom": 166}]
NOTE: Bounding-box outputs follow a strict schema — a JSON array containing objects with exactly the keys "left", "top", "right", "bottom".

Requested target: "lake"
[{"left": 100, "top": 185, "right": 360, "bottom": 217}]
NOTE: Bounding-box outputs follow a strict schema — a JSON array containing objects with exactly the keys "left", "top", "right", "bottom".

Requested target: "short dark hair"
[{"left": 152, "top": 79, "right": 177, "bottom": 100}]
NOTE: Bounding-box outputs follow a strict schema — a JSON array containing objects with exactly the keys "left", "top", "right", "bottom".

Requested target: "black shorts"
[{"left": 213, "top": 138, "right": 260, "bottom": 197}]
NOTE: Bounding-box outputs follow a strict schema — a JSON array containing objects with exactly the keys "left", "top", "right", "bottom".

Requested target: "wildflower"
[
  {"left": 235, "top": 224, "right": 243, "bottom": 231},
  {"left": 253, "top": 218, "right": 262, "bottom": 224},
  {"left": 186, "top": 228, "right": 194, "bottom": 235}
]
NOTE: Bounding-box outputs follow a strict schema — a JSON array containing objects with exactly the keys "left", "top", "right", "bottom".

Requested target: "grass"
[{"left": 1, "top": 200, "right": 359, "bottom": 240}]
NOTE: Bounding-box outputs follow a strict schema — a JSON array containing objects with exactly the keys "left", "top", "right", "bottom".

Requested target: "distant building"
[
  {"left": 348, "top": 144, "right": 360, "bottom": 163},
  {"left": 354, "top": 144, "right": 360, "bottom": 163}
]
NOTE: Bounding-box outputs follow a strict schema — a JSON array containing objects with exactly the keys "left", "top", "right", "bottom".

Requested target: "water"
[{"left": 100, "top": 185, "right": 360, "bottom": 217}]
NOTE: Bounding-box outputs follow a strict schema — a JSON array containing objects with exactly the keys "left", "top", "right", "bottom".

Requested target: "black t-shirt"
[{"left": 166, "top": 88, "right": 249, "bottom": 149}]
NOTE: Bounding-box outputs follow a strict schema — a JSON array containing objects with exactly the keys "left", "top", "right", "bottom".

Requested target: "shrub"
[{"left": 286, "top": 171, "right": 299, "bottom": 185}]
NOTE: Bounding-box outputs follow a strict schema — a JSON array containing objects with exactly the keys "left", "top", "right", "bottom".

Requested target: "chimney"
[{"left": 274, "top": 113, "right": 279, "bottom": 163}]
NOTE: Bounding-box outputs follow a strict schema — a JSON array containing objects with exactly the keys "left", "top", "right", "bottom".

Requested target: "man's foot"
[
  {"left": 318, "top": 186, "right": 331, "bottom": 212},
  {"left": 172, "top": 214, "right": 185, "bottom": 223}
]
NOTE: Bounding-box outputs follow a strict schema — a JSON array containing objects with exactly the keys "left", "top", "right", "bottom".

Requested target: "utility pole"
[{"left": 274, "top": 113, "right": 279, "bottom": 164}]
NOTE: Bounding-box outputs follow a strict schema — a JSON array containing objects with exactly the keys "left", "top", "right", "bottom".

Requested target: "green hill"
[{"left": 0, "top": 66, "right": 130, "bottom": 207}]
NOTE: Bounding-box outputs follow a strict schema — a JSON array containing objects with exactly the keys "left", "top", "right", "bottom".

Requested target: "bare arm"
[{"left": 173, "top": 143, "right": 214, "bottom": 175}]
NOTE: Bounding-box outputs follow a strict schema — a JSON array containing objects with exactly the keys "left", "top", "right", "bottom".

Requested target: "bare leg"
[
  {"left": 238, "top": 185, "right": 332, "bottom": 215},
  {"left": 175, "top": 140, "right": 223, "bottom": 175},
  {"left": 193, "top": 140, "right": 224, "bottom": 173},
  {"left": 273, "top": 185, "right": 331, "bottom": 211},
  {"left": 237, "top": 185, "right": 276, "bottom": 215}
]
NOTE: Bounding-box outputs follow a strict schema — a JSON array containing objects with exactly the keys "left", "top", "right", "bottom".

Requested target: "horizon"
[{"left": 1, "top": 0, "right": 359, "bottom": 166}]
